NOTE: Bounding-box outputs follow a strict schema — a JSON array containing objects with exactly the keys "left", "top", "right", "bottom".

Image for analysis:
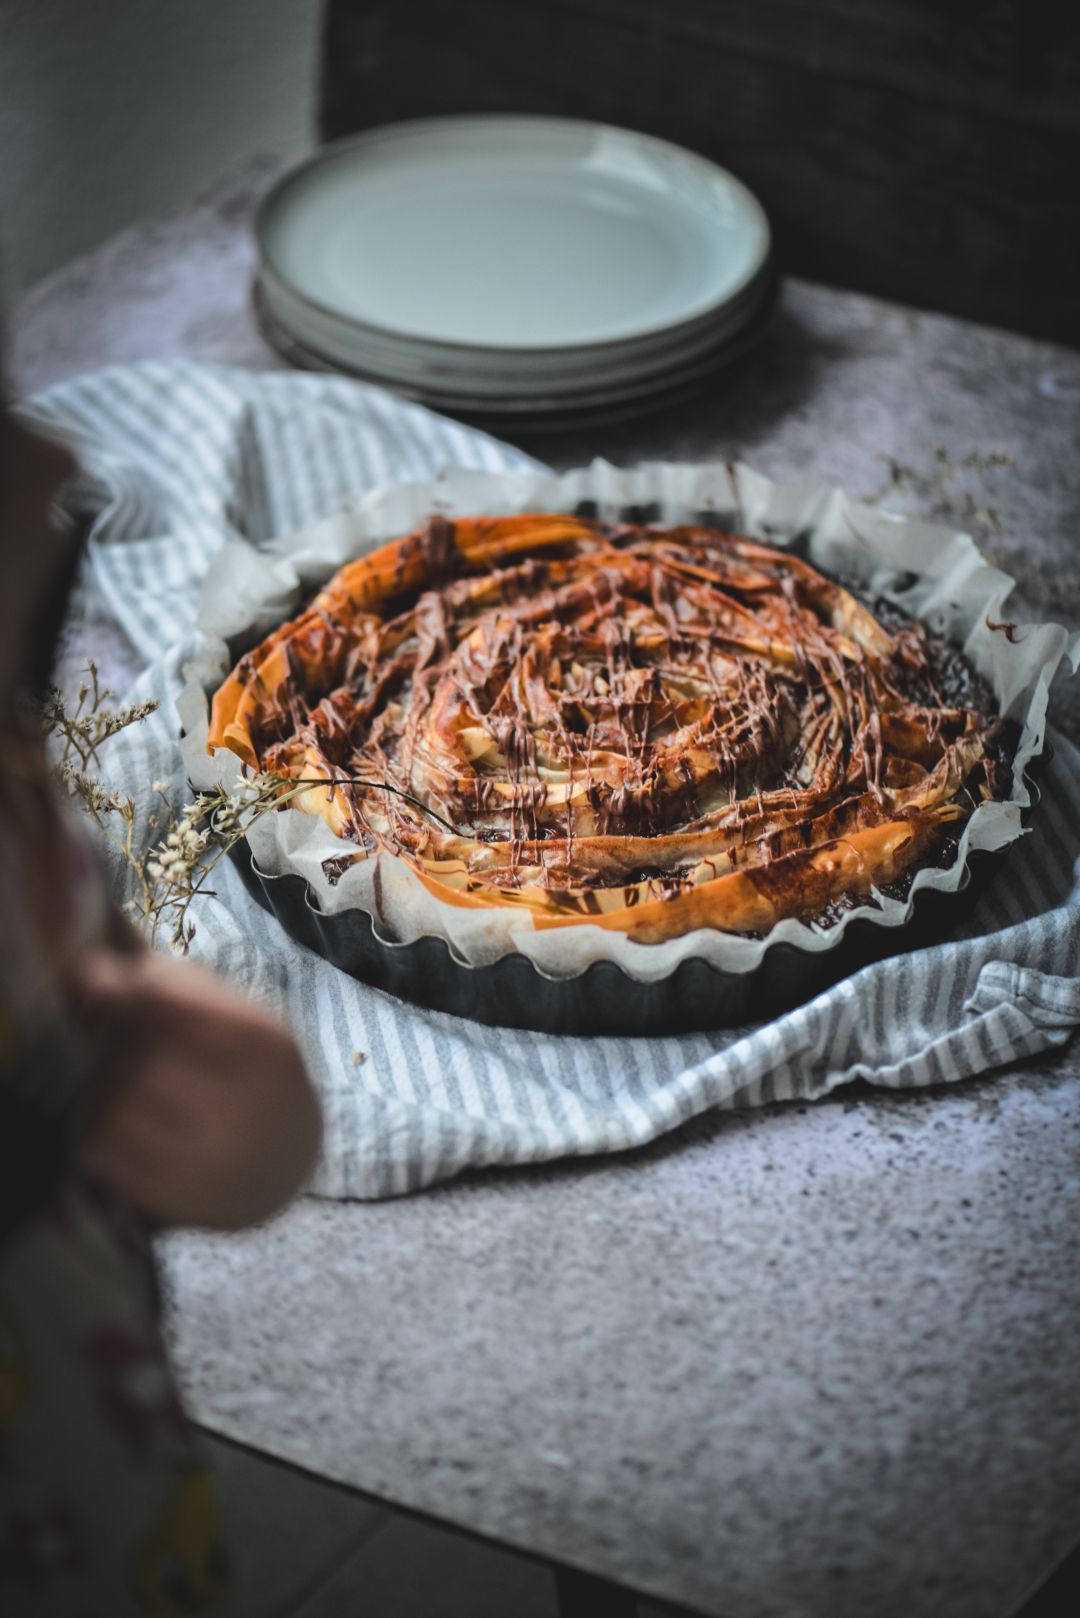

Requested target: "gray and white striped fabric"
[{"left": 28, "top": 361, "right": 1080, "bottom": 1200}]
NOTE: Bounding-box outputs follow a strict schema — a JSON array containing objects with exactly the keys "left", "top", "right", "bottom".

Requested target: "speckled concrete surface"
[
  {"left": 14, "top": 163, "right": 1080, "bottom": 1617},
  {"left": 163, "top": 1071, "right": 1080, "bottom": 1618}
]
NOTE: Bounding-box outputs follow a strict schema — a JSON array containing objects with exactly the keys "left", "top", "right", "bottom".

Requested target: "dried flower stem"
[
  {"left": 40, "top": 659, "right": 438, "bottom": 952},
  {"left": 864, "top": 444, "right": 1014, "bottom": 537}
]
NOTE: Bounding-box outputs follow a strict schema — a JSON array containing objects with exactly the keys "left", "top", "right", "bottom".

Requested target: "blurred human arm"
[
  {"left": 74, "top": 946, "right": 322, "bottom": 1231},
  {"left": 3, "top": 400, "right": 320, "bottom": 1236}
]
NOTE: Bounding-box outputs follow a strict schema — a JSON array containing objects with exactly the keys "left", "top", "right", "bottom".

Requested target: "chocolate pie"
[{"left": 208, "top": 514, "right": 1015, "bottom": 944}]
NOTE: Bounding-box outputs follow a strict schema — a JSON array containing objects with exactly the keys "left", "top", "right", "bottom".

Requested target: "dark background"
[{"left": 321, "top": 0, "right": 1080, "bottom": 346}]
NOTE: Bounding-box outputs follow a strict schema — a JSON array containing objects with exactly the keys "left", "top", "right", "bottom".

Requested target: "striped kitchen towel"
[{"left": 25, "top": 361, "right": 1080, "bottom": 1199}]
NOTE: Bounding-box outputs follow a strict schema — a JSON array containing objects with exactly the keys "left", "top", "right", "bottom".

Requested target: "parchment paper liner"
[{"left": 180, "top": 460, "right": 1080, "bottom": 983}]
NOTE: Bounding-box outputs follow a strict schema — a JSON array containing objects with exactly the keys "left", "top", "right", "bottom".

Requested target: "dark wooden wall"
[{"left": 320, "top": 0, "right": 1080, "bottom": 346}]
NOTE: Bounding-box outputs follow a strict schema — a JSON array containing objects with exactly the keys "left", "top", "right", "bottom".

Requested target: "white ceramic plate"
[
  {"left": 260, "top": 250, "right": 773, "bottom": 383},
  {"left": 257, "top": 116, "right": 771, "bottom": 358},
  {"left": 254, "top": 281, "right": 776, "bottom": 431},
  {"left": 256, "top": 260, "right": 775, "bottom": 400}
]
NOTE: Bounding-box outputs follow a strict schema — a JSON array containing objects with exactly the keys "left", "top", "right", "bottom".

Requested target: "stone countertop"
[{"left": 14, "top": 162, "right": 1080, "bottom": 1618}]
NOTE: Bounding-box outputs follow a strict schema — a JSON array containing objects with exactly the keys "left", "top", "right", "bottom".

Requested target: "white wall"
[{"left": 0, "top": 0, "right": 320, "bottom": 294}]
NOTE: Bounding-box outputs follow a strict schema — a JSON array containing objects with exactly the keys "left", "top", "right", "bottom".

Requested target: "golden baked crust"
[{"left": 208, "top": 514, "right": 1012, "bottom": 943}]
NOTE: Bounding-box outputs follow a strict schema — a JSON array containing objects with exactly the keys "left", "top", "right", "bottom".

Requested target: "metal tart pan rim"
[{"left": 224, "top": 758, "right": 1044, "bottom": 1037}]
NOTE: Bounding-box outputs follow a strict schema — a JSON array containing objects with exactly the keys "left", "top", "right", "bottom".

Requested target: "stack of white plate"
[{"left": 255, "top": 115, "right": 774, "bottom": 429}]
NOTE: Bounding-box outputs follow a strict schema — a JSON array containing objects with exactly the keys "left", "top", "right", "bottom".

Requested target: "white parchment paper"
[{"left": 180, "top": 460, "right": 1080, "bottom": 981}]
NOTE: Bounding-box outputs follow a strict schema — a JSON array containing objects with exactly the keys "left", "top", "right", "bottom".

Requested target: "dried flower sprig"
[
  {"left": 41, "top": 670, "right": 307, "bottom": 950},
  {"left": 129, "top": 769, "right": 459, "bottom": 951},
  {"left": 133, "top": 773, "right": 315, "bottom": 951},
  {"left": 40, "top": 660, "right": 160, "bottom": 770},
  {"left": 41, "top": 659, "right": 447, "bottom": 952},
  {"left": 862, "top": 444, "right": 1080, "bottom": 612},
  {"left": 864, "top": 445, "right": 1014, "bottom": 537},
  {"left": 40, "top": 659, "right": 244, "bottom": 948}
]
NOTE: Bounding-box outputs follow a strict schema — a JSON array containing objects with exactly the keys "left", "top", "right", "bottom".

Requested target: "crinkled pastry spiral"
[{"left": 208, "top": 514, "right": 1013, "bottom": 943}]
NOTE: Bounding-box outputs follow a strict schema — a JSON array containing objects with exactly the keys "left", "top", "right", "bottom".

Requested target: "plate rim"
[
  {"left": 256, "top": 262, "right": 777, "bottom": 401},
  {"left": 251, "top": 275, "right": 777, "bottom": 428},
  {"left": 255, "top": 113, "right": 773, "bottom": 358}
]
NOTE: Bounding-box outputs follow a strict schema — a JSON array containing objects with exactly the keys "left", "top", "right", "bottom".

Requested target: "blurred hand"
[{"left": 73, "top": 947, "right": 322, "bottom": 1230}]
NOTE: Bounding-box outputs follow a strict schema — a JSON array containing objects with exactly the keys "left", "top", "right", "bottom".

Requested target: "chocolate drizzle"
[{"left": 209, "top": 514, "right": 1015, "bottom": 940}]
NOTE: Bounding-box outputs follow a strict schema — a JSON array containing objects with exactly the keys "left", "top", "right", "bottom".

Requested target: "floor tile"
[
  {"left": 205, "top": 1432, "right": 392, "bottom": 1618},
  {"left": 292, "top": 1512, "right": 556, "bottom": 1618}
]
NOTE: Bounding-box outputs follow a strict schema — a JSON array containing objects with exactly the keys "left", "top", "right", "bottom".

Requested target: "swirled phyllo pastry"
[{"left": 208, "top": 514, "right": 1016, "bottom": 942}]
